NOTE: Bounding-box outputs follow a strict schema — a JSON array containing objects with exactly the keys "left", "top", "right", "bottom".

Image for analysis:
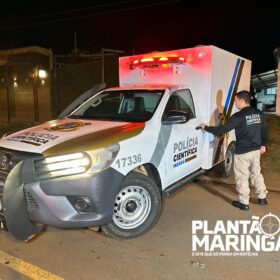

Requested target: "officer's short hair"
[{"left": 235, "top": 90, "right": 251, "bottom": 104}]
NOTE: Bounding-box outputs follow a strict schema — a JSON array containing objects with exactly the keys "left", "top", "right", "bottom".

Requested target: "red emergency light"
[{"left": 130, "top": 56, "right": 186, "bottom": 69}]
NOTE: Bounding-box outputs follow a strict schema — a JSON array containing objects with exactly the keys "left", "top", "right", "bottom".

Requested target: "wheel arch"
[{"left": 128, "top": 163, "right": 162, "bottom": 196}]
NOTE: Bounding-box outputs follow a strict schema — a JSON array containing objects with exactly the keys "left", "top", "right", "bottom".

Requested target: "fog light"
[
  {"left": 68, "top": 196, "right": 96, "bottom": 213},
  {"left": 73, "top": 197, "right": 91, "bottom": 212}
]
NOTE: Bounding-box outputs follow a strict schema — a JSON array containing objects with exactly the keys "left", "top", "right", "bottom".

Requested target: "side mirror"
[{"left": 162, "top": 110, "right": 188, "bottom": 125}]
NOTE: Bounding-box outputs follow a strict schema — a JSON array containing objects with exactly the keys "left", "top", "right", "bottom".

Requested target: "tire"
[
  {"left": 220, "top": 142, "right": 235, "bottom": 177},
  {"left": 101, "top": 172, "right": 161, "bottom": 239}
]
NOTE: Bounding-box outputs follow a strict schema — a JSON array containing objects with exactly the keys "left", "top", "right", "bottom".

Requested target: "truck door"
[{"left": 162, "top": 89, "right": 203, "bottom": 186}]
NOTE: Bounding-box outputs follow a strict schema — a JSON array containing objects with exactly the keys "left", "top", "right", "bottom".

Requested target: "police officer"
[{"left": 200, "top": 90, "right": 268, "bottom": 210}]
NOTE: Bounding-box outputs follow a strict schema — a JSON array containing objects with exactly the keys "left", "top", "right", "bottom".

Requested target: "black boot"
[
  {"left": 232, "top": 200, "right": 249, "bottom": 210},
  {"left": 258, "top": 198, "right": 268, "bottom": 205}
]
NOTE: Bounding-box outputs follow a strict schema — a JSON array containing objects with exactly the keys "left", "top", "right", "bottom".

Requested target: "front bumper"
[{"left": 2, "top": 158, "right": 124, "bottom": 241}]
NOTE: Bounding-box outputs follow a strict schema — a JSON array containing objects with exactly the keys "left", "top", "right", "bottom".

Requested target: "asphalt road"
[{"left": 0, "top": 174, "right": 280, "bottom": 280}]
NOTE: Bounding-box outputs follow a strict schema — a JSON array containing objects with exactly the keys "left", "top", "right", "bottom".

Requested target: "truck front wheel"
[{"left": 101, "top": 172, "right": 161, "bottom": 239}]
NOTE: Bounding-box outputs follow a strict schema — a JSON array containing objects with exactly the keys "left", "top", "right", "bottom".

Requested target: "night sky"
[{"left": 0, "top": 0, "right": 279, "bottom": 74}]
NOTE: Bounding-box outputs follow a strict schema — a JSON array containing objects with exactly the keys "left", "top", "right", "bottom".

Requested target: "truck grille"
[
  {"left": 0, "top": 152, "right": 20, "bottom": 183},
  {"left": 0, "top": 147, "right": 41, "bottom": 184},
  {"left": 0, "top": 183, "right": 6, "bottom": 230},
  {"left": 0, "top": 147, "right": 42, "bottom": 224}
]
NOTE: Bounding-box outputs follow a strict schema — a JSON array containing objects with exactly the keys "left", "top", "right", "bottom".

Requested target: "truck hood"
[{"left": 0, "top": 119, "right": 145, "bottom": 156}]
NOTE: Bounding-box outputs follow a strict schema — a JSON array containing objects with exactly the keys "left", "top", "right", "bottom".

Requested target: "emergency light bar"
[{"left": 130, "top": 56, "right": 185, "bottom": 69}]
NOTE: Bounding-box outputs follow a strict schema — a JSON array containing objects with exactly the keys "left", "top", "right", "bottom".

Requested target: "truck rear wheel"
[
  {"left": 220, "top": 143, "right": 235, "bottom": 177},
  {"left": 101, "top": 172, "right": 161, "bottom": 239}
]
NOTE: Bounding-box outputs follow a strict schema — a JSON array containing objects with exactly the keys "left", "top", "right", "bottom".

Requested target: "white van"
[{"left": 0, "top": 46, "right": 251, "bottom": 241}]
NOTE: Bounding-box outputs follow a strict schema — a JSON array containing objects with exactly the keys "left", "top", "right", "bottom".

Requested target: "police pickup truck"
[{"left": 0, "top": 46, "right": 251, "bottom": 241}]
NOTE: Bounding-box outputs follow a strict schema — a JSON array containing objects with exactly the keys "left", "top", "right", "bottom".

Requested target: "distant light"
[
  {"left": 13, "top": 77, "right": 18, "bottom": 87},
  {"left": 41, "top": 79, "right": 46, "bottom": 86},
  {"left": 38, "top": 69, "right": 47, "bottom": 79},
  {"left": 198, "top": 53, "right": 204, "bottom": 58},
  {"left": 159, "top": 57, "right": 168, "bottom": 61}
]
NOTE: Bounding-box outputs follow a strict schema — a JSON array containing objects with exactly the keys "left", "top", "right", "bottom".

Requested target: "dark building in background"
[
  {"left": 54, "top": 48, "right": 123, "bottom": 116},
  {"left": 251, "top": 69, "right": 278, "bottom": 113},
  {"left": 250, "top": 47, "right": 279, "bottom": 114},
  {"left": 0, "top": 47, "right": 123, "bottom": 124},
  {"left": 0, "top": 46, "right": 52, "bottom": 124}
]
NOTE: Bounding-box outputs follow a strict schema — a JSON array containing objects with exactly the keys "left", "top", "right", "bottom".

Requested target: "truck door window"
[{"left": 164, "top": 89, "right": 195, "bottom": 119}]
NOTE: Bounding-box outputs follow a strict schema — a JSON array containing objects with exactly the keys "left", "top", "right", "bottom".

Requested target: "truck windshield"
[{"left": 69, "top": 89, "right": 164, "bottom": 122}]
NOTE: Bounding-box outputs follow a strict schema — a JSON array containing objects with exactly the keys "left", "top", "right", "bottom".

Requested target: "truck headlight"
[
  {"left": 35, "top": 144, "right": 119, "bottom": 179},
  {"left": 87, "top": 144, "right": 120, "bottom": 174},
  {"left": 45, "top": 152, "right": 91, "bottom": 177}
]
